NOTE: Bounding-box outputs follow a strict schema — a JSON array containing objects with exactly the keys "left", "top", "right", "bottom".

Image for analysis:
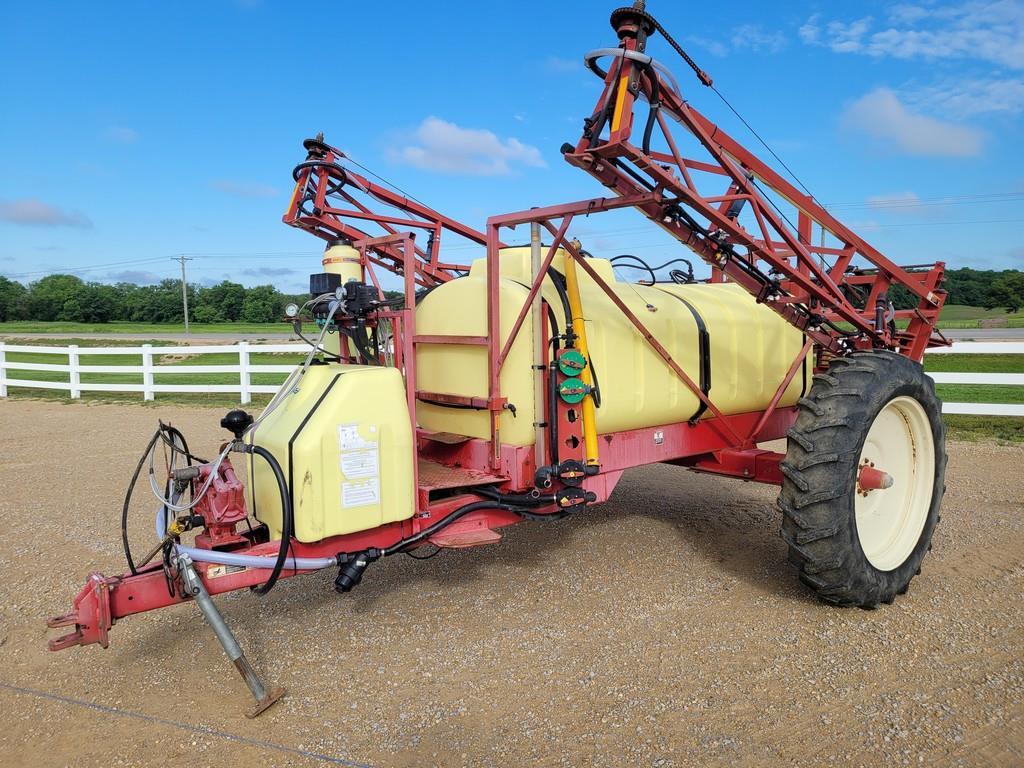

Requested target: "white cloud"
[
  {"left": 209, "top": 179, "right": 278, "bottom": 198},
  {"left": 798, "top": 15, "right": 821, "bottom": 44},
  {"left": 544, "top": 56, "right": 580, "bottom": 74},
  {"left": 799, "top": 2, "right": 1024, "bottom": 69},
  {"left": 840, "top": 88, "right": 984, "bottom": 156},
  {"left": 389, "top": 117, "right": 546, "bottom": 176},
  {"left": 243, "top": 267, "right": 294, "bottom": 277},
  {"left": 108, "top": 270, "right": 161, "bottom": 284},
  {"left": 907, "top": 77, "right": 1024, "bottom": 117},
  {"left": 693, "top": 24, "right": 786, "bottom": 57},
  {"left": 0, "top": 199, "right": 92, "bottom": 228},
  {"left": 688, "top": 36, "right": 730, "bottom": 58},
  {"left": 731, "top": 24, "right": 787, "bottom": 53},
  {"left": 102, "top": 125, "right": 139, "bottom": 144}
]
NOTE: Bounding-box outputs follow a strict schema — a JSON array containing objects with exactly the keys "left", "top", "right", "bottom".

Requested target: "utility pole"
[{"left": 172, "top": 255, "right": 193, "bottom": 334}]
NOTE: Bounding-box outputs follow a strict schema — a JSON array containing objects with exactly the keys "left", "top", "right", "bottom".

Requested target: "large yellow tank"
[
  {"left": 248, "top": 363, "right": 415, "bottom": 542},
  {"left": 415, "top": 247, "right": 810, "bottom": 446}
]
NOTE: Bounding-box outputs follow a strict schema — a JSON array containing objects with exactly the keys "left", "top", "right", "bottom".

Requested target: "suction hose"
[
  {"left": 156, "top": 509, "right": 337, "bottom": 572},
  {"left": 248, "top": 445, "right": 292, "bottom": 595}
]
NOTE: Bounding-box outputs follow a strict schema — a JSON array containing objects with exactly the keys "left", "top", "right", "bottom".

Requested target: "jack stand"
[{"left": 176, "top": 553, "right": 286, "bottom": 718}]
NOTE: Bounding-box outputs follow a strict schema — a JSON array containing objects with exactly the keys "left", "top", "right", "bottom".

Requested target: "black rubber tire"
[{"left": 778, "top": 350, "right": 947, "bottom": 608}]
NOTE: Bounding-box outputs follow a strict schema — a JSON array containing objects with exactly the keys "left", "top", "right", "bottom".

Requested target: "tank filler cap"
[{"left": 220, "top": 410, "right": 254, "bottom": 440}]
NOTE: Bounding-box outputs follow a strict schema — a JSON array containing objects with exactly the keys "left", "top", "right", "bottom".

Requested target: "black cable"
[
  {"left": 713, "top": 88, "right": 815, "bottom": 200},
  {"left": 250, "top": 445, "right": 292, "bottom": 596}
]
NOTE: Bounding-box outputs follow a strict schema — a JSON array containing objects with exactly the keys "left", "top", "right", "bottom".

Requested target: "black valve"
[
  {"left": 220, "top": 409, "right": 253, "bottom": 440},
  {"left": 334, "top": 548, "right": 381, "bottom": 593}
]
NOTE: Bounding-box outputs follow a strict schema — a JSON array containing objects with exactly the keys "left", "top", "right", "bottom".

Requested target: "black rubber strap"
[
  {"left": 286, "top": 373, "right": 344, "bottom": 519},
  {"left": 655, "top": 288, "right": 712, "bottom": 422}
]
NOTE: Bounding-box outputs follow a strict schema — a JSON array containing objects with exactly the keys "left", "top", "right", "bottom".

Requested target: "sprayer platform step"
[{"left": 417, "top": 459, "right": 506, "bottom": 492}]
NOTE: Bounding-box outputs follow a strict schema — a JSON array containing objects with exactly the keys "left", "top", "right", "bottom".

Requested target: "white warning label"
[
  {"left": 342, "top": 478, "right": 380, "bottom": 508},
  {"left": 341, "top": 447, "right": 379, "bottom": 479}
]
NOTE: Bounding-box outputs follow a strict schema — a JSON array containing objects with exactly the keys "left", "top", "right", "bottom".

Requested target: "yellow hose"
[{"left": 562, "top": 251, "right": 600, "bottom": 467}]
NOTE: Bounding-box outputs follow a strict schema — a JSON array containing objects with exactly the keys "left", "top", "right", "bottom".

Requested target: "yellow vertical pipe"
[{"left": 561, "top": 249, "right": 600, "bottom": 467}]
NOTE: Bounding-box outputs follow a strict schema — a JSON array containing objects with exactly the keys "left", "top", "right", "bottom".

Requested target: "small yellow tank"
[{"left": 249, "top": 363, "right": 415, "bottom": 542}]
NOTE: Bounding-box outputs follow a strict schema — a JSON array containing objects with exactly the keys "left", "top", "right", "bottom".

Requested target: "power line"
[
  {"left": 826, "top": 192, "right": 1024, "bottom": 211},
  {"left": 2, "top": 256, "right": 170, "bottom": 279}
]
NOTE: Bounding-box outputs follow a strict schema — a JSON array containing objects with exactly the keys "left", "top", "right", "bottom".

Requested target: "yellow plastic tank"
[
  {"left": 414, "top": 247, "right": 810, "bottom": 445},
  {"left": 249, "top": 363, "right": 415, "bottom": 542}
]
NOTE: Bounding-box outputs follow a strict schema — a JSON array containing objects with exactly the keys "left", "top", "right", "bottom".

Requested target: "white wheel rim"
[{"left": 855, "top": 396, "right": 935, "bottom": 572}]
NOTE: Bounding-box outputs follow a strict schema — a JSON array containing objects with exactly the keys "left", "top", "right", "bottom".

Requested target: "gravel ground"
[{"left": 0, "top": 399, "right": 1021, "bottom": 767}]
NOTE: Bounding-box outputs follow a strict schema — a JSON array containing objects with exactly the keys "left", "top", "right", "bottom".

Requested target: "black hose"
[
  {"left": 474, "top": 486, "right": 556, "bottom": 507},
  {"left": 610, "top": 255, "right": 696, "bottom": 285},
  {"left": 158, "top": 425, "right": 204, "bottom": 465},
  {"left": 291, "top": 160, "right": 348, "bottom": 195},
  {"left": 382, "top": 501, "right": 502, "bottom": 556},
  {"left": 610, "top": 254, "right": 657, "bottom": 284},
  {"left": 250, "top": 445, "right": 292, "bottom": 596},
  {"left": 546, "top": 267, "right": 574, "bottom": 340},
  {"left": 641, "top": 62, "right": 661, "bottom": 156},
  {"left": 547, "top": 361, "right": 560, "bottom": 466},
  {"left": 122, "top": 430, "right": 161, "bottom": 575},
  {"left": 122, "top": 424, "right": 198, "bottom": 575}
]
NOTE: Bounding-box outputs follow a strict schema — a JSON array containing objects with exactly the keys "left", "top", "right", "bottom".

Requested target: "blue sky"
[{"left": 1, "top": 0, "right": 1022, "bottom": 294}]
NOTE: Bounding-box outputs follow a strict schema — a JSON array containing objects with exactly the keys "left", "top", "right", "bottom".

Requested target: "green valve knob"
[
  {"left": 558, "top": 349, "right": 588, "bottom": 377},
  {"left": 558, "top": 377, "right": 590, "bottom": 404}
]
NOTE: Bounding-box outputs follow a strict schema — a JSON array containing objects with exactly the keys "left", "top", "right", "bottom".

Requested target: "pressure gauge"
[{"left": 284, "top": 302, "right": 299, "bottom": 318}]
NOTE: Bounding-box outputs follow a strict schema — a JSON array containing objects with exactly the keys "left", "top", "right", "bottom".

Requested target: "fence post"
[
  {"left": 0, "top": 342, "right": 6, "bottom": 398},
  {"left": 142, "top": 344, "right": 154, "bottom": 401},
  {"left": 239, "top": 341, "right": 251, "bottom": 405},
  {"left": 68, "top": 344, "right": 81, "bottom": 399}
]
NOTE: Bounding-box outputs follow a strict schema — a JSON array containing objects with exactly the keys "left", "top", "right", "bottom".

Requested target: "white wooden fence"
[
  {"left": 0, "top": 342, "right": 306, "bottom": 405},
  {"left": 0, "top": 340, "right": 1021, "bottom": 415}
]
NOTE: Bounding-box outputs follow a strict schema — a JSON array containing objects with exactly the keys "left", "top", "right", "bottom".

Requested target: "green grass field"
[
  {"left": 931, "top": 305, "right": 1024, "bottom": 329},
  {"left": 2, "top": 340, "right": 1021, "bottom": 443},
  {"left": 0, "top": 305, "right": 1020, "bottom": 336}
]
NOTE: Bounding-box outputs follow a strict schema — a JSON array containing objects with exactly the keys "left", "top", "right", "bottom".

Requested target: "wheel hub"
[{"left": 857, "top": 461, "right": 894, "bottom": 494}]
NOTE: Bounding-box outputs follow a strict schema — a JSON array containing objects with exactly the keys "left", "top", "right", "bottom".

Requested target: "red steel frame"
[{"left": 49, "top": 7, "right": 948, "bottom": 652}]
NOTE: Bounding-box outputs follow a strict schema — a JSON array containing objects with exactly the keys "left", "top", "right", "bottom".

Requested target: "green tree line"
[
  {"left": 0, "top": 267, "right": 1021, "bottom": 324},
  {"left": 888, "top": 267, "right": 1024, "bottom": 312},
  {"left": 0, "top": 274, "right": 308, "bottom": 324}
]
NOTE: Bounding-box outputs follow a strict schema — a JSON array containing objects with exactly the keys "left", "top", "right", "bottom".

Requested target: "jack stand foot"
[
  {"left": 246, "top": 684, "right": 287, "bottom": 719},
  {"left": 177, "top": 553, "right": 286, "bottom": 717}
]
